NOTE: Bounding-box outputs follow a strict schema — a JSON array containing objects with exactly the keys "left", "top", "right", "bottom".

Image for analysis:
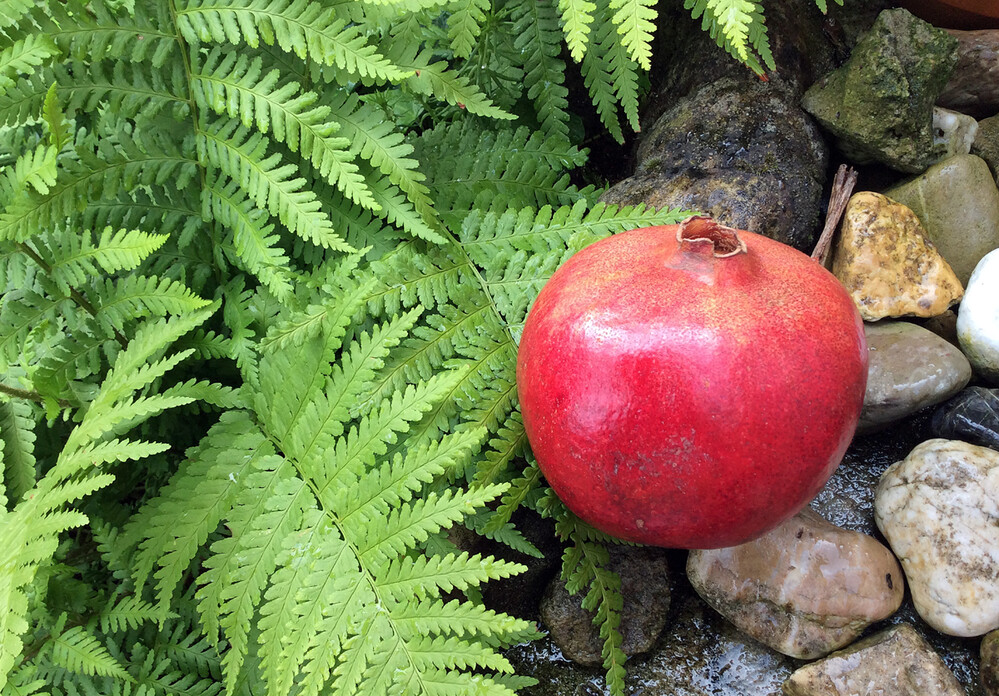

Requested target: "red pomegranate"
[{"left": 517, "top": 217, "right": 868, "bottom": 549}]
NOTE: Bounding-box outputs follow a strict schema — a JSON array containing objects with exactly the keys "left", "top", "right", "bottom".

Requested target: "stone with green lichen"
[
  {"left": 801, "top": 8, "right": 958, "bottom": 173},
  {"left": 973, "top": 114, "right": 999, "bottom": 183}
]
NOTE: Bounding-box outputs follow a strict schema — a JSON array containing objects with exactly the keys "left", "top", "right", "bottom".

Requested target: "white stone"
[
  {"left": 875, "top": 439, "right": 999, "bottom": 637},
  {"left": 958, "top": 248, "right": 999, "bottom": 384},
  {"left": 932, "top": 107, "right": 978, "bottom": 161}
]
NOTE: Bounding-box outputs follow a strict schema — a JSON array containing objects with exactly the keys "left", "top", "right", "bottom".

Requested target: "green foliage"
[{"left": 0, "top": 0, "right": 844, "bottom": 694}]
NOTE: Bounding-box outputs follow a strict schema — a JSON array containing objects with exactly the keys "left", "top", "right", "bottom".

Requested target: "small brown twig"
[{"left": 811, "top": 164, "right": 859, "bottom": 269}]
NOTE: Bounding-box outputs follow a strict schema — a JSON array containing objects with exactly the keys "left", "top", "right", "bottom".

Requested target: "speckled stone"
[
  {"left": 875, "top": 439, "right": 999, "bottom": 637},
  {"left": 983, "top": 630, "right": 999, "bottom": 696},
  {"left": 539, "top": 546, "right": 670, "bottom": 666},
  {"left": 885, "top": 154, "right": 999, "bottom": 285},
  {"left": 687, "top": 508, "right": 904, "bottom": 659},
  {"left": 957, "top": 249, "right": 999, "bottom": 385},
  {"left": 832, "top": 192, "right": 963, "bottom": 321},
  {"left": 782, "top": 624, "right": 965, "bottom": 696},
  {"left": 859, "top": 322, "right": 972, "bottom": 432}
]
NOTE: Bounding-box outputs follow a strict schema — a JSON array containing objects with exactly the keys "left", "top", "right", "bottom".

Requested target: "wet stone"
[
  {"left": 801, "top": 8, "right": 959, "bottom": 172},
  {"left": 858, "top": 321, "right": 972, "bottom": 433},
  {"left": 832, "top": 192, "right": 963, "bottom": 321},
  {"left": 782, "top": 624, "right": 965, "bottom": 696},
  {"left": 601, "top": 77, "right": 828, "bottom": 252},
  {"left": 875, "top": 439, "right": 999, "bottom": 637},
  {"left": 983, "top": 630, "right": 999, "bottom": 696},
  {"left": 539, "top": 546, "right": 670, "bottom": 666},
  {"left": 931, "top": 387, "right": 999, "bottom": 451},
  {"left": 687, "top": 508, "right": 903, "bottom": 659},
  {"left": 957, "top": 249, "right": 999, "bottom": 385},
  {"left": 885, "top": 154, "right": 999, "bottom": 286}
]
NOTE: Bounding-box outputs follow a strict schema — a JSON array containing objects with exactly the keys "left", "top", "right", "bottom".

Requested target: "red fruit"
[{"left": 517, "top": 217, "right": 868, "bottom": 549}]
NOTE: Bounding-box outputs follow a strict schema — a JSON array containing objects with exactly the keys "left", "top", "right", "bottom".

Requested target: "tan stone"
[
  {"left": 687, "top": 509, "right": 904, "bottom": 660},
  {"left": 782, "top": 624, "right": 965, "bottom": 696},
  {"left": 832, "top": 191, "right": 963, "bottom": 321}
]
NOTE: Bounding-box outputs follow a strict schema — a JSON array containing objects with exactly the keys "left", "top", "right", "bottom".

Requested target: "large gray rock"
[
  {"left": 782, "top": 624, "right": 965, "bottom": 696},
  {"left": 885, "top": 154, "right": 999, "bottom": 285},
  {"left": 687, "top": 509, "right": 903, "bottom": 659},
  {"left": 801, "top": 8, "right": 959, "bottom": 172},
  {"left": 539, "top": 546, "right": 670, "bottom": 666},
  {"left": 601, "top": 77, "right": 828, "bottom": 252},
  {"left": 875, "top": 439, "right": 999, "bottom": 637},
  {"left": 957, "top": 249, "right": 999, "bottom": 384},
  {"left": 859, "top": 321, "right": 972, "bottom": 433}
]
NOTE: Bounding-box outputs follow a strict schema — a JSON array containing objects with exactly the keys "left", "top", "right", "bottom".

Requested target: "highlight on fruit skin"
[{"left": 516, "top": 216, "right": 869, "bottom": 550}]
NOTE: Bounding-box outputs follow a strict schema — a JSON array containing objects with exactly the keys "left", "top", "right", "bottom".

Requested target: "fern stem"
[
  {"left": 166, "top": 0, "right": 213, "bottom": 254},
  {"left": 0, "top": 381, "right": 68, "bottom": 407},
  {"left": 17, "top": 242, "right": 129, "bottom": 348}
]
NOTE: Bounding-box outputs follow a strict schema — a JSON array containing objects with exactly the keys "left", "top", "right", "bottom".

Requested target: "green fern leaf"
[
  {"left": 511, "top": 0, "right": 571, "bottom": 141},
  {"left": 610, "top": 0, "right": 658, "bottom": 70},
  {"left": 47, "top": 0, "right": 178, "bottom": 67},
  {"left": 205, "top": 172, "right": 295, "bottom": 300},
  {"left": 44, "top": 227, "right": 169, "bottom": 293},
  {"left": 328, "top": 93, "right": 439, "bottom": 233},
  {"left": 99, "top": 595, "right": 170, "bottom": 633},
  {"left": 198, "top": 118, "right": 351, "bottom": 251},
  {"left": 0, "top": 0, "right": 34, "bottom": 30},
  {"left": 394, "top": 48, "right": 515, "bottom": 121},
  {"left": 93, "top": 274, "right": 210, "bottom": 329},
  {"left": 49, "top": 626, "right": 132, "bottom": 680},
  {"left": 559, "top": 0, "right": 596, "bottom": 62},
  {"left": 192, "top": 50, "right": 378, "bottom": 212},
  {"left": 446, "top": 0, "right": 489, "bottom": 58},
  {"left": 0, "top": 397, "right": 36, "bottom": 504},
  {"left": 0, "top": 35, "right": 58, "bottom": 96},
  {"left": 176, "top": 0, "right": 412, "bottom": 83}
]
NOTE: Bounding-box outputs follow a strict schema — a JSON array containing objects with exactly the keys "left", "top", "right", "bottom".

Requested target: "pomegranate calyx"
[{"left": 676, "top": 215, "right": 748, "bottom": 258}]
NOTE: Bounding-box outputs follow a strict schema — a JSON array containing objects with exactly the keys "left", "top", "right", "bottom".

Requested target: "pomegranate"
[{"left": 517, "top": 217, "right": 868, "bottom": 549}]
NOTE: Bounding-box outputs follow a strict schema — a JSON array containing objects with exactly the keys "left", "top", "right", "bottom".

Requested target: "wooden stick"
[{"left": 811, "top": 164, "right": 858, "bottom": 268}]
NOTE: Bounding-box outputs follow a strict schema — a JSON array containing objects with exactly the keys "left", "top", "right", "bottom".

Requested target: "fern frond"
[
  {"left": 198, "top": 118, "right": 351, "bottom": 251},
  {"left": 686, "top": 0, "right": 772, "bottom": 71},
  {"left": 41, "top": 227, "right": 168, "bottom": 294},
  {"left": 559, "top": 0, "right": 596, "bottom": 62},
  {"left": 99, "top": 595, "right": 168, "bottom": 633},
  {"left": 609, "top": 0, "right": 658, "bottom": 70},
  {"left": 93, "top": 274, "right": 210, "bottom": 329},
  {"left": 511, "top": 0, "right": 570, "bottom": 141},
  {"left": 0, "top": 397, "right": 36, "bottom": 504},
  {"left": 378, "top": 551, "right": 527, "bottom": 603},
  {"left": 176, "top": 0, "right": 412, "bottom": 83},
  {"left": 394, "top": 48, "right": 514, "bottom": 121},
  {"left": 205, "top": 172, "right": 295, "bottom": 300},
  {"left": 192, "top": 50, "right": 377, "bottom": 212},
  {"left": 0, "top": 35, "right": 59, "bottom": 96},
  {"left": 328, "top": 93, "right": 438, "bottom": 232},
  {"left": 125, "top": 410, "right": 265, "bottom": 606},
  {"left": 47, "top": 0, "right": 179, "bottom": 67},
  {"left": 0, "top": 0, "right": 33, "bottom": 30},
  {"left": 1, "top": 142, "right": 57, "bottom": 198},
  {"left": 446, "top": 0, "right": 489, "bottom": 58},
  {"left": 49, "top": 626, "right": 132, "bottom": 681}
]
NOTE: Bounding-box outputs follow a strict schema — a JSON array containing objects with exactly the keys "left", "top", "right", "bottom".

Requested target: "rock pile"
[{"left": 512, "top": 4, "right": 999, "bottom": 695}]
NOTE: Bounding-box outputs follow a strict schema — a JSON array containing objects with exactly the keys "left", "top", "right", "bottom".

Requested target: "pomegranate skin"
[{"left": 517, "top": 219, "right": 868, "bottom": 549}]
